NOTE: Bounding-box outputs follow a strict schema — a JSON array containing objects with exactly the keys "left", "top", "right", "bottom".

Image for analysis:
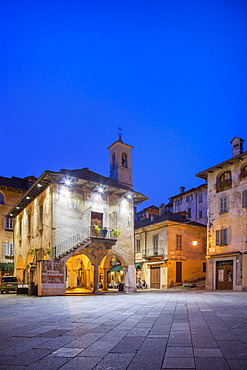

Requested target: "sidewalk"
[{"left": 0, "top": 290, "right": 247, "bottom": 369}]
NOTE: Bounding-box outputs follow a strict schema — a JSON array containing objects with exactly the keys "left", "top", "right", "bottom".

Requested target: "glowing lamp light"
[
  {"left": 98, "top": 187, "right": 104, "bottom": 193},
  {"left": 37, "top": 183, "right": 42, "bottom": 187},
  {"left": 192, "top": 241, "right": 198, "bottom": 246},
  {"left": 65, "top": 179, "right": 71, "bottom": 186},
  {"left": 26, "top": 196, "right": 30, "bottom": 200},
  {"left": 126, "top": 193, "right": 132, "bottom": 199}
]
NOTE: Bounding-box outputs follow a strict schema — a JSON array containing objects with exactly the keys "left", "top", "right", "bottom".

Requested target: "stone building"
[
  {"left": 0, "top": 176, "right": 36, "bottom": 275},
  {"left": 196, "top": 137, "right": 247, "bottom": 291},
  {"left": 7, "top": 138, "right": 147, "bottom": 296},
  {"left": 135, "top": 212, "right": 207, "bottom": 289},
  {"left": 165, "top": 184, "right": 208, "bottom": 225}
]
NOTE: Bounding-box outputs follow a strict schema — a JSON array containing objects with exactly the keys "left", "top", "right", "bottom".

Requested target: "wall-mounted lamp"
[
  {"left": 192, "top": 241, "right": 198, "bottom": 246},
  {"left": 97, "top": 186, "right": 104, "bottom": 193},
  {"left": 126, "top": 193, "right": 132, "bottom": 199},
  {"left": 65, "top": 179, "right": 71, "bottom": 186}
]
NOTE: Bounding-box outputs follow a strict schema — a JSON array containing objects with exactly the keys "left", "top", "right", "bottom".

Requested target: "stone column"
[
  {"left": 102, "top": 267, "right": 108, "bottom": 291},
  {"left": 124, "top": 265, "right": 137, "bottom": 293},
  {"left": 93, "top": 264, "right": 100, "bottom": 293},
  {"left": 86, "top": 269, "right": 91, "bottom": 289}
]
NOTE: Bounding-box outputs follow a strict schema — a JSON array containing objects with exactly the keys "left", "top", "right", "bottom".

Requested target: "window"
[
  {"left": 199, "top": 211, "right": 203, "bottom": 219},
  {"left": 5, "top": 217, "right": 13, "bottom": 230},
  {"left": 198, "top": 193, "right": 203, "bottom": 203},
  {"left": 202, "top": 237, "right": 207, "bottom": 253},
  {"left": 203, "top": 262, "right": 206, "bottom": 273},
  {"left": 242, "top": 190, "right": 247, "bottom": 208},
  {"left": 216, "top": 228, "right": 228, "bottom": 246},
  {"left": 239, "top": 164, "right": 247, "bottom": 180},
  {"left": 2, "top": 242, "right": 13, "bottom": 257},
  {"left": 176, "top": 234, "right": 182, "bottom": 250},
  {"left": 0, "top": 192, "right": 4, "bottom": 204},
  {"left": 186, "top": 194, "right": 193, "bottom": 202},
  {"left": 216, "top": 171, "right": 232, "bottom": 192},
  {"left": 187, "top": 208, "right": 191, "bottom": 219},
  {"left": 122, "top": 152, "right": 128, "bottom": 168},
  {"left": 177, "top": 198, "right": 182, "bottom": 205},
  {"left": 220, "top": 197, "right": 228, "bottom": 213},
  {"left": 153, "top": 235, "right": 158, "bottom": 253},
  {"left": 136, "top": 239, "right": 141, "bottom": 252}
]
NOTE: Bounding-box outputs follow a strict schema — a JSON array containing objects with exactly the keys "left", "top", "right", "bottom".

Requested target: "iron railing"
[
  {"left": 141, "top": 247, "right": 165, "bottom": 258},
  {"left": 53, "top": 226, "right": 117, "bottom": 258}
]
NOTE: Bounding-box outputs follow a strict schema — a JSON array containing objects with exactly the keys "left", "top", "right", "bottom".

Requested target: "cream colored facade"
[
  {"left": 7, "top": 139, "right": 147, "bottom": 296},
  {"left": 0, "top": 176, "right": 35, "bottom": 273},
  {"left": 135, "top": 213, "right": 207, "bottom": 289},
  {"left": 197, "top": 137, "right": 247, "bottom": 291}
]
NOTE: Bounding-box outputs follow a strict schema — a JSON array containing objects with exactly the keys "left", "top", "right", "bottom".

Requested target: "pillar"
[
  {"left": 124, "top": 265, "right": 137, "bottom": 293},
  {"left": 93, "top": 264, "right": 100, "bottom": 293},
  {"left": 102, "top": 267, "right": 108, "bottom": 291}
]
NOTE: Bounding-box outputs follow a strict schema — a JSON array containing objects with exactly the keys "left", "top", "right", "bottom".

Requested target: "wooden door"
[
  {"left": 150, "top": 266, "right": 160, "bottom": 289},
  {"left": 91, "top": 212, "right": 103, "bottom": 236},
  {"left": 216, "top": 260, "right": 233, "bottom": 290},
  {"left": 176, "top": 262, "right": 182, "bottom": 283}
]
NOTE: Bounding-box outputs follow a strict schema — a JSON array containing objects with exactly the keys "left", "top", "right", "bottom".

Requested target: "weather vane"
[{"left": 117, "top": 126, "right": 123, "bottom": 142}]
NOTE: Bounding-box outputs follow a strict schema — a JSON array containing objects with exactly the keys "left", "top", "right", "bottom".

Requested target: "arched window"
[
  {"left": 240, "top": 164, "right": 247, "bottom": 180},
  {"left": 216, "top": 171, "right": 232, "bottom": 192},
  {"left": 0, "top": 192, "right": 4, "bottom": 204},
  {"left": 122, "top": 152, "right": 128, "bottom": 168}
]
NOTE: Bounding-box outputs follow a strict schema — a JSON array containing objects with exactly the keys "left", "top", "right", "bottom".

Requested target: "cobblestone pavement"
[{"left": 0, "top": 290, "right": 247, "bottom": 369}]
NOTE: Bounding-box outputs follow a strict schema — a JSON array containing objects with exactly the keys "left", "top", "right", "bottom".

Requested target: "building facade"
[
  {"left": 135, "top": 212, "right": 207, "bottom": 289},
  {"left": 0, "top": 176, "right": 36, "bottom": 275},
  {"left": 197, "top": 137, "right": 247, "bottom": 291},
  {"left": 7, "top": 139, "right": 147, "bottom": 296},
  {"left": 166, "top": 184, "right": 208, "bottom": 225}
]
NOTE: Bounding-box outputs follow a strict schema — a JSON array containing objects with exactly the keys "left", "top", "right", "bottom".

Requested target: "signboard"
[{"left": 42, "top": 260, "right": 64, "bottom": 288}]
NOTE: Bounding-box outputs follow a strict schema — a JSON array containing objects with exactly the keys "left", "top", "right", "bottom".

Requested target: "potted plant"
[
  {"left": 93, "top": 225, "right": 101, "bottom": 232},
  {"left": 29, "top": 248, "right": 37, "bottom": 254},
  {"left": 101, "top": 227, "right": 108, "bottom": 238},
  {"left": 46, "top": 248, "right": 53, "bottom": 256},
  {"left": 25, "top": 263, "right": 31, "bottom": 269},
  {"left": 112, "top": 229, "right": 121, "bottom": 237}
]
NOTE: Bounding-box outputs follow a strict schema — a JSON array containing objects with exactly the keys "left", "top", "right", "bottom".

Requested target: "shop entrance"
[
  {"left": 150, "top": 266, "right": 160, "bottom": 289},
  {"left": 216, "top": 260, "right": 233, "bottom": 290}
]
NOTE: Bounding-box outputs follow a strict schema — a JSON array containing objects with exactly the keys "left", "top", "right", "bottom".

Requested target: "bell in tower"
[{"left": 108, "top": 128, "right": 133, "bottom": 188}]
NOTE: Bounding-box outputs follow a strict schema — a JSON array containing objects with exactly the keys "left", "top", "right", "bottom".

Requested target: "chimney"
[
  {"left": 159, "top": 203, "right": 165, "bottom": 216},
  {"left": 230, "top": 137, "right": 244, "bottom": 158},
  {"left": 179, "top": 186, "right": 185, "bottom": 194}
]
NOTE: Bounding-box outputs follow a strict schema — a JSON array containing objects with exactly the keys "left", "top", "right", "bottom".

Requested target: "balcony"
[
  {"left": 142, "top": 248, "right": 166, "bottom": 260},
  {"left": 215, "top": 178, "right": 232, "bottom": 193}
]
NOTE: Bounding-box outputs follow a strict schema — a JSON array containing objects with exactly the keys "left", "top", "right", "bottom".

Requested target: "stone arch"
[{"left": 66, "top": 253, "right": 93, "bottom": 290}]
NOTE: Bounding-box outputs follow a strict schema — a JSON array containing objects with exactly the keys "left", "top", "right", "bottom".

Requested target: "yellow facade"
[{"left": 135, "top": 217, "right": 206, "bottom": 289}]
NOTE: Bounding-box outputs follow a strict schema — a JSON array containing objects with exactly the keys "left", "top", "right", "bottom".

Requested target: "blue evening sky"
[{"left": 1, "top": 0, "right": 247, "bottom": 208}]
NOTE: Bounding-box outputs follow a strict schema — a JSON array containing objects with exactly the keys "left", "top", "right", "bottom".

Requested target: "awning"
[
  {"left": 135, "top": 263, "right": 142, "bottom": 269},
  {"left": 108, "top": 265, "right": 123, "bottom": 272}
]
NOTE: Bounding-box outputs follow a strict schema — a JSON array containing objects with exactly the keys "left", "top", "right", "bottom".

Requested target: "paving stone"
[
  {"left": 162, "top": 357, "right": 195, "bottom": 369},
  {"left": 194, "top": 348, "right": 223, "bottom": 357},
  {"left": 26, "top": 356, "right": 68, "bottom": 369},
  {"left": 195, "top": 357, "right": 230, "bottom": 369},
  {"left": 217, "top": 340, "right": 247, "bottom": 359},
  {"left": 165, "top": 346, "right": 193, "bottom": 357},
  {"left": 94, "top": 353, "right": 135, "bottom": 369},
  {"left": 58, "top": 356, "right": 102, "bottom": 369},
  {"left": 50, "top": 347, "right": 83, "bottom": 357},
  {"left": 128, "top": 354, "right": 164, "bottom": 370}
]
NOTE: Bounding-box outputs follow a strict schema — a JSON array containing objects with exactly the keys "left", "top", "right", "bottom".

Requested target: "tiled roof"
[
  {"left": 135, "top": 211, "right": 206, "bottom": 229},
  {"left": 0, "top": 176, "right": 36, "bottom": 191}
]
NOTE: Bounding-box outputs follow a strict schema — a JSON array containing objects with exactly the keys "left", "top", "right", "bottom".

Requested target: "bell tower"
[{"left": 108, "top": 129, "right": 133, "bottom": 188}]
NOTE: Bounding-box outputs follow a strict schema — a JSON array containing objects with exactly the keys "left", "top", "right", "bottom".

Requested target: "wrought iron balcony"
[{"left": 142, "top": 247, "right": 165, "bottom": 259}]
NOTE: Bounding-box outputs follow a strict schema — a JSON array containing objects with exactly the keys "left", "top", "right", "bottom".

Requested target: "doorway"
[
  {"left": 216, "top": 260, "right": 233, "bottom": 290},
  {"left": 176, "top": 262, "right": 182, "bottom": 283},
  {"left": 150, "top": 266, "right": 160, "bottom": 288}
]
